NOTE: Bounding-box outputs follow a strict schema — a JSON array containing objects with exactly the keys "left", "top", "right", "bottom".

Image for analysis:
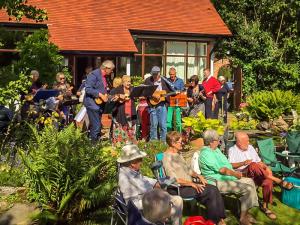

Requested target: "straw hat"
[{"left": 117, "top": 144, "right": 147, "bottom": 163}]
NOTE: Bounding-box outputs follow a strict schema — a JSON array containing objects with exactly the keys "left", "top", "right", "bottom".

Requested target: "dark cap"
[{"left": 150, "top": 66, "right": 161, "bottom": 75}]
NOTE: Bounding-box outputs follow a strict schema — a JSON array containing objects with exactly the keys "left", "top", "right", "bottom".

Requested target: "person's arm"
[
  {"left": 231, "top": 160, "right": 252, "bottom": 169},
  {"left": 85, "top": 74, "right": 101, "bottom": 98},
  {"left": 219, "top": 167, "right": 242, "bottom": 179}
]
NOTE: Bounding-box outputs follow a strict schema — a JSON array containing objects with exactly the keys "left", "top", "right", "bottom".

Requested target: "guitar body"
[{"left": 149, "top": 90, "right": 167, "bottom": 106}]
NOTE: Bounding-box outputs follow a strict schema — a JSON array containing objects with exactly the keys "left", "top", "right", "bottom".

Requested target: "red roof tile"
[{"left": 0, "top": 0, "right": 231, "bottom": 52}]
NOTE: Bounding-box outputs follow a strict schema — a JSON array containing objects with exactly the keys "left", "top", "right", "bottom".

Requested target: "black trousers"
[
  {"left": 167, "top": 184, "right": 226, "bottom": 224},
  {"left": 205, "top": 98, "right": 218, "bottom": 119}
]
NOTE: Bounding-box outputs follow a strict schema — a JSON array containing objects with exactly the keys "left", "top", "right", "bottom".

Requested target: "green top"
[{"left": 199, "top": 146, "right": 237, "bottom": 184}]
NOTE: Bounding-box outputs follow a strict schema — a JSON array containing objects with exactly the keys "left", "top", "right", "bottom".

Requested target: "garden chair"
[
  {"left": 257, "top": 138, "right": 299, "bottom": 174},
  {"left": 286, "top": 131, "right": 300, "bottom": 157},
  {"left": 110, "top": 189, "right": 128, "bottom": 225}
]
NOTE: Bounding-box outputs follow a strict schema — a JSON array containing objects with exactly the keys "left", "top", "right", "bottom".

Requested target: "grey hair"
[
  {"left": 100, "top": 60, "right": 115, "bottom": 69},
  {"left": 30, "top": 70, "right": 39, "bottom": 76},
  {"left": 203, "top": 129, "right": 219, "bottom": 145},
  {"left": 142, "top": 189, "right": 171, "bottom": 223}
]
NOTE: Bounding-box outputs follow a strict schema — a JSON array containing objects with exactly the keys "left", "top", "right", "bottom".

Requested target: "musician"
[
  {"left": 29, "top": 70, "right": 43, "bottom": 94},
  {"left": 166, "top": 67, "right": 184, "bottom": 132},
  {"left": 84, "top": 60, "right": 115, "bottom": 143},
  {"left": 110, "top": 75, "right": 137, "bottom": 145},
  {"left": 216, "top": 76, "right": 231, "bottom": 123},
  {"left": 144, "top": 66, "right": 175, "bottom": 141},
  {"left": 202, "top": 68, "right": 221, "bottom": 119},
  {"left": 187, "top": 75, "right": 206, "bottom": 117}
]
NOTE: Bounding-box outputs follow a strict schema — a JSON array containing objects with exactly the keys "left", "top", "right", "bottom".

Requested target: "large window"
[{"left": 132, "top": 39, "right": 208, "bottom": 81}]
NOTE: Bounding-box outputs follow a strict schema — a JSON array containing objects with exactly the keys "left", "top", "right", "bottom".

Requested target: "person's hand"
[
  {"left": 234, "top": 171, "right": 243, "bottom": 179},
  {"left": 198, "top": 175, "right": 207, "bottom": 185},
  {"left": 191, "top": 183, "right": 205, "bottom": 193},
  {"left": 99, "top": 93, "right": 108, "bottom": 102},
  {"left": 187, "top": 97, "right": 193, "bottom": 103},
  {"left": 76, "top": 91, "right": 81, "bottom": 96},
  {"left": 243, "top": 159, "right": 252, "bottom": 166},
  {"left": 154, "top": 182, "right": 161, "bottom": 189}
]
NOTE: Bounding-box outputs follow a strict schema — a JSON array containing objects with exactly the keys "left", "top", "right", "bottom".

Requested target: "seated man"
[
  {"left": 228, "top": 132, "right": 294, "bottom": 220},
  {"left": 199, "top": 130, "right": 259, "bottom": 225},
  {"left": 117, "top": 144, "right": 183, "bottom": 225}
]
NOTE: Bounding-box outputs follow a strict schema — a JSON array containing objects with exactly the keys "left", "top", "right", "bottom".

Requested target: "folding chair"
[
  {"left": 127, "top": 200, "right": 156, "bottom": 225},
  {"left": 110, "top": 189, "right": 128, "bottom": 225},
  {"left": 257, "top": 138, "right": 298, "bottom": 174}
]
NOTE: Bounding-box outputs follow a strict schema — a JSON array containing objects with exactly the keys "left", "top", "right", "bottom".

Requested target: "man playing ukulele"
[
  {"left": 144, "top": 66, "right": 175, "bottom": 141},
  {"left": 84, "top": 60, "right": 114, "bottom": 143}
]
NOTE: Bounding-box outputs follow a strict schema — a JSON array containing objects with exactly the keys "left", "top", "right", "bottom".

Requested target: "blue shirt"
[{"left": 168, "top": 77, "right": 184, "bottom": 91}]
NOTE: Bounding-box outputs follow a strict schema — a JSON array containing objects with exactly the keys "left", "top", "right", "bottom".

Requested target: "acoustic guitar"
[{"left": 149, "top": 90, "right": 179, "bottom": 106}]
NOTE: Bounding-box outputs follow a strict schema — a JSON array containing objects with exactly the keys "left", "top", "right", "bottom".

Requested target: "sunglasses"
[{"left": 59, "top": 77, "right": 65, "bottom": 80}]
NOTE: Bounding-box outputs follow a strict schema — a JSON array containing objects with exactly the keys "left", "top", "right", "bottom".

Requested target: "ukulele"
[
  {"left": 149, "top": 90, "right": 179, "bottom": 106},
  {"left": 95, "top": 93, "right": 130, "bottom": 105}
]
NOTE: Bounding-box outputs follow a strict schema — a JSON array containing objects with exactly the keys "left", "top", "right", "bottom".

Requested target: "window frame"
[{"left": 133, "top": 39, "right": 209, "bottom": 81}]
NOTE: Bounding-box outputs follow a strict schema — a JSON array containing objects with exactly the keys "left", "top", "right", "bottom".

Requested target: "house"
[{"left": 0, "top": 0, "right": 231, "bottom": 88}]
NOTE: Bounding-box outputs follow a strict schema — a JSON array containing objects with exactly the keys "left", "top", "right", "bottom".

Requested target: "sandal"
[
  {"left": 281, "top": 181, "right": 294, "bottom": 190},
  {"left": 260, "top": 207, "right": 277, "bottom": 220}
]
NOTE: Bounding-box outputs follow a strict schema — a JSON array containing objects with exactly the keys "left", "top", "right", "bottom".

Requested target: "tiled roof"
[{"left": 0, "top": 0, "right": 231, "bottom": 52}]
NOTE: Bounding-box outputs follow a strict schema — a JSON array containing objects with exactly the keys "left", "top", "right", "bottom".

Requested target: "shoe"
[{"left": 260, "top": 207, "right": 277, "bottom": 220}]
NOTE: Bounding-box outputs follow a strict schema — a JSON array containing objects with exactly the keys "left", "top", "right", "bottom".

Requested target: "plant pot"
[
  {"left": 101, "top": 114, "right": 112, "bottom": 128},
  {"left": 190, "top": 138, "right": 204, "bottom": 150}
]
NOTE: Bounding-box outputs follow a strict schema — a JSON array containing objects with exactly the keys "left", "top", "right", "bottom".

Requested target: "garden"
[{"left": 1, "top": 0, "right": 300, "bottom": 224}]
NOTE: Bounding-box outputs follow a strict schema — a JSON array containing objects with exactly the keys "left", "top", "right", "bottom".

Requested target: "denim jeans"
[
  {"left": 86, "top": 107, "right": 103, "bottom": 142},
  {"left": 148, "top": 103, "right": 167, "bottom": 141}
]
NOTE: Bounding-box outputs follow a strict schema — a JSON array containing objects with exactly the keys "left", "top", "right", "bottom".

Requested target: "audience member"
[
  {"left": 117, "top": 144, "right": 183, "bottom": 225},
  {"left": 228, "top": 132, "right": 294, "bottom": 220},
  {"left": 163, "top": 131, "right": 226, "bottom": 225},
  {"left": 199, "top": 130, "right": 259, "bottom": 225}
]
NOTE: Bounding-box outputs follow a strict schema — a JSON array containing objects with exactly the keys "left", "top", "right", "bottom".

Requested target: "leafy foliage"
[
  {"left": 15, "top": 29, "right": 64, "bottom": 84},
  {"left": 0, "top": 71, "right": 30, "bottom": 106},
  {"left": 131, "top": 76, "right": 144, "bottom": 87},
  {"left": 0, "top": 0, "right": 47, "bottom": 21},
  {"left": 0, "top": 163, "right": 25, "bottom": 187},
  {"left": 182, "top": 112, "right": 225, "bottom": 136},
  {"left": 212, "top": 0, "right": 300, "bottom": 95},
  {"left": 19, "top": 124, "right": 117, "bottom": 223},
  {"left": 229, "top": 117, "right": 258, "bottom": 130},
  {"left": 245, "top": 90, "right": 300, "bottom": 121}
]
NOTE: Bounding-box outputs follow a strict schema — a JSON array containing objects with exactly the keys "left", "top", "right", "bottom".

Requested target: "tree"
[
  {"left": 212, "top": 0, "right": 300, "bottom": 95},
  {"left": 0, "top": 0, "right": 47, "bottom": 21}
]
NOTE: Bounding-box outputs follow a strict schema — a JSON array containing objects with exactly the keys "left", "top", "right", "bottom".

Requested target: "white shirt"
[
  {"left": 228, "top": 144, "right": 261, "bottom": 171},
  {"left": 154, "top": 77, "right": 163, "bottom": 91}
]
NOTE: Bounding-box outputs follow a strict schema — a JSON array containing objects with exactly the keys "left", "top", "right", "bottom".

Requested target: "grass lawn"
[
  {"left": 181, "top": 186, "right": 300, "bottom": 225},
  {"left": 97, "top": 186, "right": 299, "bottom": 225}
]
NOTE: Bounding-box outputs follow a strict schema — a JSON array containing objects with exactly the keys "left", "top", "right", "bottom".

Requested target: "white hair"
[
  {"left": 203, "top": 129, "right": 219, "bottom": 145},
  {"left": 100, "top": 60, "right": 115, "bottom": 69}
]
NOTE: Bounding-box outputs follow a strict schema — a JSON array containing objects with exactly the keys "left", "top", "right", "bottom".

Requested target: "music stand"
[
  {"left": 33, "top": 89, "right": 60, "bottom": 102},
  {"left": 130, "top": 85, "right": 158, "bottom": 98}
]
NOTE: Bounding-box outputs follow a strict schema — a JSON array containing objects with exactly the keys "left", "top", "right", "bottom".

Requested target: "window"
[{"left": 132, "top": 39, "right": 208, "bottom": 81}]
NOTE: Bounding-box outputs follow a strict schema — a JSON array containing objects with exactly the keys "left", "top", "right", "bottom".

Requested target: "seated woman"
[
  {"left": 117, "top": 144, "right": 183, "bottom": 225},
  {"left": 163, "top": 131, "right": 226, "bottom": 225},
  {"left": 187, "top": 75, "right": 206, "bottom": 117},
  {"left": 199, "top": 130, "right": 259, "bottom": 225},
  {"left": 53, "top": 72, "right": 73, "bottom": 121},
  {"left": 110, "top": 75, "right": 137, "bottom": 145}
]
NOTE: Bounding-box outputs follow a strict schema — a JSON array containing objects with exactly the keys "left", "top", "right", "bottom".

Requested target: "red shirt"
[{"left": 202, "top": 76, "right": 221, "bottom": 98}]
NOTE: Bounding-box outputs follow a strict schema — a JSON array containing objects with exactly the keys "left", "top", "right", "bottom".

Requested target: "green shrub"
[
  {"left": 0, "top": 163, "right": 25, "bottom": 187},
  {"left": 131, "top": 76, "right": 144, "bottom": 86},
  {"left": 182, "top": 112, "right": 225, "bottom": 137},
  {"left": 19, "top": 124, "right": 117, "bottom": 224},
  {"left": 246, "top": 90, "right": 300, "bottom": 121},
  {"left": 137, "top": 140, "right": 168, "bottom": 177}
]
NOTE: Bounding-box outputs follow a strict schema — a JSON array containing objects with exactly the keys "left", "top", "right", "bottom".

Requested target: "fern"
[{"left": 19, "top": 124, "right": 118, "bottom": 223}]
